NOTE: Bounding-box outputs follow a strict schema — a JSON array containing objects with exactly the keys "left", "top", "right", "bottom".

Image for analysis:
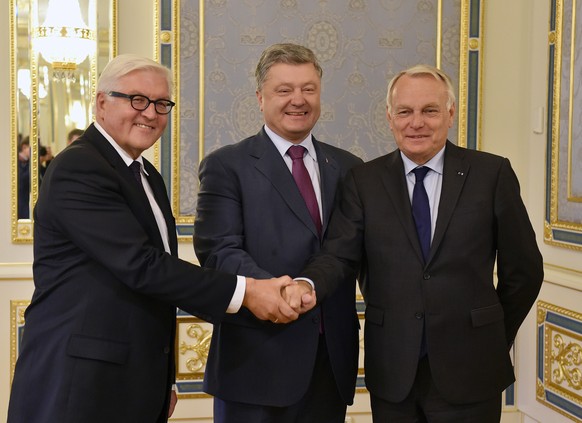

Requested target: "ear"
[
  {"left": 386, "top": 105, "right": 394, "bottom": 130},
  {"left": 448, "top": 102, "right": 456, "bottom": 128},
  {"left": 256, "top": 90, "right": 264, "bottom": 112},
  {"left": 95, "top": 92, "right": 107, "bottom": 115}
]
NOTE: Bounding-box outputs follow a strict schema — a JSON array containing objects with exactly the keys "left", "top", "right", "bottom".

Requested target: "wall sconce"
[{"left": 32, "top": 0, "right": 96, "bottom": 80}]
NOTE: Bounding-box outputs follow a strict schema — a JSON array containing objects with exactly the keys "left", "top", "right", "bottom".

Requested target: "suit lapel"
[
  {"left": 314, "top": 140, "right": 341, "bottom": 233},
  {"left": 380, "top": 151, "right": 426, "bottom": 263},
  {"left": 429, "top": 142, "right": 469, "bottom": 262},
  {"left": 143, "top": 159, "right": 178, "bottom": 256},
  {"left": 252, "top": 129, "right": 321, "bottom": 238},
  {"left": 84, "top": 124, "right": 170, "bottom": 253}
]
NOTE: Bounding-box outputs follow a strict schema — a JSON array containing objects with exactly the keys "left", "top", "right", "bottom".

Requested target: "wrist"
[
  {"left": 296, "top": 280, "right": 313, "bottom": 292},
  {"left": 242, "top": 277, "right": 255, "bottom": 307}
]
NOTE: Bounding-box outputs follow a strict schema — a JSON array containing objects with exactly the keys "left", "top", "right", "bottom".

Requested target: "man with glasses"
[
  {"left": 7, "top": 54, "right": 314, "bottom": 423},
  {"left": 107, "top": 90, "right": 176, "bottom": 114}
]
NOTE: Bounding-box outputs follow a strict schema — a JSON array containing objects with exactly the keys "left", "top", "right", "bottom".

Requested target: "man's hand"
[
  {"left": 243, "top": 276, "right": 299, "bottom": 323},
  {"left": 282, "top": 281, "right": 317, "bottom": 313}
]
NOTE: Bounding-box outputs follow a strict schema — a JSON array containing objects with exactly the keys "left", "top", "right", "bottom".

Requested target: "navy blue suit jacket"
[
  {"left": 8, "top": 124, "right": 237, "bottom": 423},
  {"left": 194, "top": 127, "right": 362, "bottom": 407}
]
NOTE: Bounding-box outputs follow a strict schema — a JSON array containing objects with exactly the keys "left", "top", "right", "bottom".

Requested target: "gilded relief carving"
[
  {"left": 178, "top": 323, "right": 212, "bottom": 373},
  {"left": 174, "top": 314, "right": 213, "bottom": 398},
  {"left": 10, "top": 300, "right": 30, "bottom": 383},
  {"left": 537, "top": 301, "right": 582, "bottom": 421},
  {"left": 551, "top": 334, "right": 582, "bottom": 390}
]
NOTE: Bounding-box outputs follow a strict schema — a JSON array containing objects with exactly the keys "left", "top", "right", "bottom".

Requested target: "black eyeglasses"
[{"left": 108, "top": 91, "right": 176, "bottom": 115}]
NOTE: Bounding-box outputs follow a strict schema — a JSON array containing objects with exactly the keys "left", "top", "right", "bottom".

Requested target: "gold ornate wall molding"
[
  {"left": 545, "top": 0, "right": 582, "bottom": 250},
  {"left": 174, "top": 312, "right": 213, "bottom": 398},
  {"left": 537, "top": 300, "right": 582, "bottom": 421},
  {"left": 10, "top": 300, "right": 29, "bottom": 385}
]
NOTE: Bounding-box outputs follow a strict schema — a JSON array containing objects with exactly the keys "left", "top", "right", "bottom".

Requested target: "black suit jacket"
[
  {"left": 301, "top": 141, "right": 543, "bottom": 404},
  {"left": 8, "top": 124, "right": 238, "bottom": 423},
  {"left": 194, "top": 127, "right": 363, "bottom": 407}
]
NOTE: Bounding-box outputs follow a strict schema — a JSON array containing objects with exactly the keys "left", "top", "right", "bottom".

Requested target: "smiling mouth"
[
  {"left": 135, "top": 123, "right": 154, "bottom": 130},
  {"left": 286, "top": 112, "right": 307, "bottom": 116}
]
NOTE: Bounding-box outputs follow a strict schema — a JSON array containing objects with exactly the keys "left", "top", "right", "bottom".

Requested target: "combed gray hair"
[
  {"left": 255, "top": 43, "right": 323, "bottom": 91},
  {"left": 386, "top": 64, "right": 455, "bottom": 114},
  {"left": 93, "top": 54, "right": 173, "bottom": 115}
]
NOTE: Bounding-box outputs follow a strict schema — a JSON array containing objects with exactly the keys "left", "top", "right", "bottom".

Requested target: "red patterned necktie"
[{"left": 287, "top": 145, "right": 322, "bottom": 237}]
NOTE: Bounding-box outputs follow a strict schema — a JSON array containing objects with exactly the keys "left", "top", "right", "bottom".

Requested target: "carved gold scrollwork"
[
  {"left": 178, "top": 323, "right": 211, "bottom": 373},
  {"left": 551, "top": 334, "right": 582, "bottom": 390}
]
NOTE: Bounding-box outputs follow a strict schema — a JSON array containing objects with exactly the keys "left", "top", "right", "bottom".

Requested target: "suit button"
[
  {"left": 163, "top": 346, "right": 170, "bottom": 354},
  {"left": 423, "top": 273, "right": 431, "bottom": 280},
  {"left": 415, "top": 312, "right": 424, "bottom": 319}
]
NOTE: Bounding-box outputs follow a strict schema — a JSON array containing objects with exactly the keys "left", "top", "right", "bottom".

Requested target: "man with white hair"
[
  {"left": 7, "top": 54, "right": 313, "bottom": 423},
  {"left": 299, "top": 64, "right": 543, "bottom": 422}
]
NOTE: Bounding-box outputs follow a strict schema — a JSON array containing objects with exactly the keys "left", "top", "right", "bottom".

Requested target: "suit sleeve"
[
  {"left": 302, "top": 169, "right": 364, "bottom": 300},
  {"left": 39, "top": 147, "right": 237, "bottom": 323},
  {"left": 494, "top": 158, "right": 543, "bottom": 344},
  {"left": 194, "top": 153, "right": 273, "bottom": 279}
]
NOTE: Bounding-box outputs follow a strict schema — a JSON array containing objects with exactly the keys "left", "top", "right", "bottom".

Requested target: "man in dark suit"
[
  {"left": 297, "top": 64, "right": 544, "bottom": 422},
  {"left": 7, "top": 54, "right": 312, "bottom": 423},
  {"left": 194, "top": 43, "right": 363, "bottom": 422}
]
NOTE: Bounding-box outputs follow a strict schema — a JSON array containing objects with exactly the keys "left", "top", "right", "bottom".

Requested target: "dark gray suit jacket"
[
  {"left": 302, "top": 141, "right": 543, "bottom": 404},
  {"left": 194, "top": 127, "right": 363, "bottom": 407},
  {"left": 8, "top": 124, "right": 237, "bottom": 423}
]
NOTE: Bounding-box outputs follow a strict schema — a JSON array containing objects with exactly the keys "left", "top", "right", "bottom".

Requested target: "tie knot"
[
  {"left": 288, "top": 145, "right": 306, "bottom": 160},
  {"left": 412, "top": 166, "right": 430, "bottom": 182},
  {"left": 129, "top": 161, "right": 142, "bottom": 183}
]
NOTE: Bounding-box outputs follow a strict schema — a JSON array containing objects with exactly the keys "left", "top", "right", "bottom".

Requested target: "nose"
[
  {"left": 141, "top": 102, "right": 158, "bottom": 119},
  {"left": 409, "top": 111, "right": 425, "bottom": 128},
  {"left": 290, "top": 89, "right": 306, "bottom": 106}
]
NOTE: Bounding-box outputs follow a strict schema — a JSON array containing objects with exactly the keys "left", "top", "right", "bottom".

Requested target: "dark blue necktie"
[{"left": 412, "top": 167, "right": 431, "bottom": 262}]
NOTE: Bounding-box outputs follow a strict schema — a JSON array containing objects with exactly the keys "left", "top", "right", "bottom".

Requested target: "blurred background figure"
[
  {"left": 67, "top": 128, "right": 84, "bottom": 145},
  {"left": 17, "top": 135, "right": 30, "bottom": 219}
]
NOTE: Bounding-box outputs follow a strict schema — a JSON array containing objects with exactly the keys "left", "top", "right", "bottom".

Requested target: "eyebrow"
[{"left": 395, "top": 102, "right": 441, "bottom": 110}]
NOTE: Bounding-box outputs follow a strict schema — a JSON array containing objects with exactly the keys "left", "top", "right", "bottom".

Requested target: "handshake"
[{"left": 242, "top": 276, "right": 317, "bottom": 323}]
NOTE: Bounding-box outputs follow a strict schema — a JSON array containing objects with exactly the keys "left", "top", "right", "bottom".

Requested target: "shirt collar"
[
  {"left": 264, "top": 125, "right": 317, "bottom": 161},
  {"left": 401, "top": 144, "right": 446, "bottom": 176},
  {"left": 94, "top": 121, "right": 149, "bottom": 175}
]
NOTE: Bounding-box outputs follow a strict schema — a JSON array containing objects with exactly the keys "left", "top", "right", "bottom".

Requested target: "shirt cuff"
[
  {"left": 293, "top": 277, "right": 315, "bottom": 290},
  {"left": 226, "top": 275, "right": 246, "bottom": 313}
]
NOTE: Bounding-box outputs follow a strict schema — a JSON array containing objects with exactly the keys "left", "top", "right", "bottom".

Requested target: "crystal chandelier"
[{"left": 32, "top": 0, "right": 96, "bottom": 81}]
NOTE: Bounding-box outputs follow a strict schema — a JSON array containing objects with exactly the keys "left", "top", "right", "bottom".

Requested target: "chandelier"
[{"left": 32, "top": 0, "right": 96, "bottom": 81}]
